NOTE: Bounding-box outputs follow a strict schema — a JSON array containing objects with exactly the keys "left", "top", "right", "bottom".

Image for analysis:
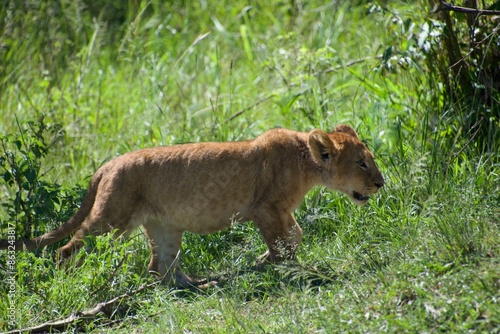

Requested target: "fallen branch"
[
  {"left": 436, "top": 1, "right": 500, "bottom": 15},
  {"left": 6, "top": 281, "right": 160, "bottom": 334}
]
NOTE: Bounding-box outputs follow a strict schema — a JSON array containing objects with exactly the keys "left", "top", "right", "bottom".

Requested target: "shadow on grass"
[{"left": 171, "top": 261, "right": 344, "bottom": 301}]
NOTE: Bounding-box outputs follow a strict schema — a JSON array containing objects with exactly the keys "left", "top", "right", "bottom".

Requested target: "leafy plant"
[{"left": 0, "top": 116, "right": 84, "bottom": 241}]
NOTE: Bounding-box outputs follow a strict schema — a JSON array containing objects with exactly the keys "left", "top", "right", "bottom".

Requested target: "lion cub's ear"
[
  {"left": 333, "top": 124, "right": 359, "bottom": 139},
  {"left": 308, "top": 129, "right": 340, "bottom": 164}
]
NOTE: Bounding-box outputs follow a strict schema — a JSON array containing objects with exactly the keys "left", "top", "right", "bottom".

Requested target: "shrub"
[{"left": 0, "top": 116, "right": 84, "bottom": 242}]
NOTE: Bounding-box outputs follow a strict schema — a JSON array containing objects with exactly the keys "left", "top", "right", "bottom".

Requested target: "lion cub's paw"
[{"left": 256, "top": 250, "right": 271, "bottom": 267}]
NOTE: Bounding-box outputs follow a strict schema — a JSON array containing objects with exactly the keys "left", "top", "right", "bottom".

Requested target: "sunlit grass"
[{"left": 0, "top": 0, "right": 499, "bottom": 332}]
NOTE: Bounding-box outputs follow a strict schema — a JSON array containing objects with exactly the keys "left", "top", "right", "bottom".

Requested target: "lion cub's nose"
[{"left": 374, "top": 177, "right": 384, "bottom": 189}]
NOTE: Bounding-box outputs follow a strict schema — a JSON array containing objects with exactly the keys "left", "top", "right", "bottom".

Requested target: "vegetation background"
[{"left": 0, "top": 0, "right": 499, "bottom": 332}]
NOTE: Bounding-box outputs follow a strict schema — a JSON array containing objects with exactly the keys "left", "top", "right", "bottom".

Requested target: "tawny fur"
[{"left": 0, "top": 125, "right": 384, "bottom": 287}]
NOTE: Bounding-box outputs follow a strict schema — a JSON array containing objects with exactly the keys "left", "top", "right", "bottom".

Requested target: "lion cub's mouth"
[{"left": 353, "top": 191, "right": 370, "bottom": 201}]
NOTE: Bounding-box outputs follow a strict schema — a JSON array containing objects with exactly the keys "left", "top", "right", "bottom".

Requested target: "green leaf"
[
  {"left": 25, "top": 166, "right": 37, "bottom": 185},
  {"left": 2, "top": 170, "right": 13, "bottom": 184},
  {"left": 14, "top": 139, "right": 22, "bottom": 150},
  {"left": 487, "top": 1, "right": 500, "bottom": 10},
  {"left": 383, "top": 46, "right": 392, "bottom": 62}
]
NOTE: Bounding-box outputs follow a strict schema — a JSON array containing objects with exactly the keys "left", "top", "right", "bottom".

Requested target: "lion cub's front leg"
[{"left": 254, "top": 212, "right": 303, "bottom": 265}]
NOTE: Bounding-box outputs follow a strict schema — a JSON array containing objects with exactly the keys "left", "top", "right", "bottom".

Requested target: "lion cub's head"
[{"left": 308, "top": 124, "right": 384, "bottom": 206}]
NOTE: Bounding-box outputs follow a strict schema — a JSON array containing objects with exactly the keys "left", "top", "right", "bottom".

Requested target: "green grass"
[{"left": 1, "top": 0, "right": 499, "bottom": 332}]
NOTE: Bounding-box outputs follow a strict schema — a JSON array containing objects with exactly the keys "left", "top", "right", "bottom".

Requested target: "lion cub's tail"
[{"left": 0, "top": 172, "right": 102, "bottom": 251}]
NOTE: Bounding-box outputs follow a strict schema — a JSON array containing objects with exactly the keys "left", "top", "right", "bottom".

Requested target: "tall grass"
[{"left": 0, "top": 0, "right": 499, "bottom": 332}]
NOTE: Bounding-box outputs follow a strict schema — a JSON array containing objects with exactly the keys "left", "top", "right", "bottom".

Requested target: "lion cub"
[{"left": 1, "top": 125, "right": 384, "bottom": 287}]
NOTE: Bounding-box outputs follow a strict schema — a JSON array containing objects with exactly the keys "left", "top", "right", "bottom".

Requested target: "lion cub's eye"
[
  {"left": 321, "top": 152, "right": 330, "bottom": 160},
  {"left": 357, "top": 160, "right": 368, "bottom": 170}
]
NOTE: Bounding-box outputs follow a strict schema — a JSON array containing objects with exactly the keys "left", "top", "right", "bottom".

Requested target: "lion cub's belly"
[
  {"left": 182, "top": 210, "right": 243, "bottom": 234},
  {"left": 162, "top": 200, "right": 250, "bottom": 235}
]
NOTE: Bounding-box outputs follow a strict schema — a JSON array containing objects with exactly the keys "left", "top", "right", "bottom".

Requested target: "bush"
[{"left": 0, "top": 116, "right": 85, "bottom": 242}]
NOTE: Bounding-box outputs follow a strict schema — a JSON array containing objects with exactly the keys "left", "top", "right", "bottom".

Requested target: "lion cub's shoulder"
[{"left": 252, "top": 127, "right": 309, "bottom": 148}]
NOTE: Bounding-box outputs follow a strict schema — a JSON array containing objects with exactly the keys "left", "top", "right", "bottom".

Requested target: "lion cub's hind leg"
[
  {"left": 56, "top": 196, "right": 137, "bottom": 264},
  {"left": 142, "top": 221, "right": 194, "bottom": 287},
  {"left": 56, "top": 219, "right": 130, "bottom": 265}
]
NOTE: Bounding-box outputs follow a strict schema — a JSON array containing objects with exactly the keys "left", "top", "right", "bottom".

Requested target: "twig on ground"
[{"left": 6, "top": 281, "right": 160, "bottom": 334}]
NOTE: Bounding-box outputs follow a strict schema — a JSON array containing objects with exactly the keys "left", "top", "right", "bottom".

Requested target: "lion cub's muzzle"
[{"left": 352, "top": 176, "right": 384, "bottom": 204}]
